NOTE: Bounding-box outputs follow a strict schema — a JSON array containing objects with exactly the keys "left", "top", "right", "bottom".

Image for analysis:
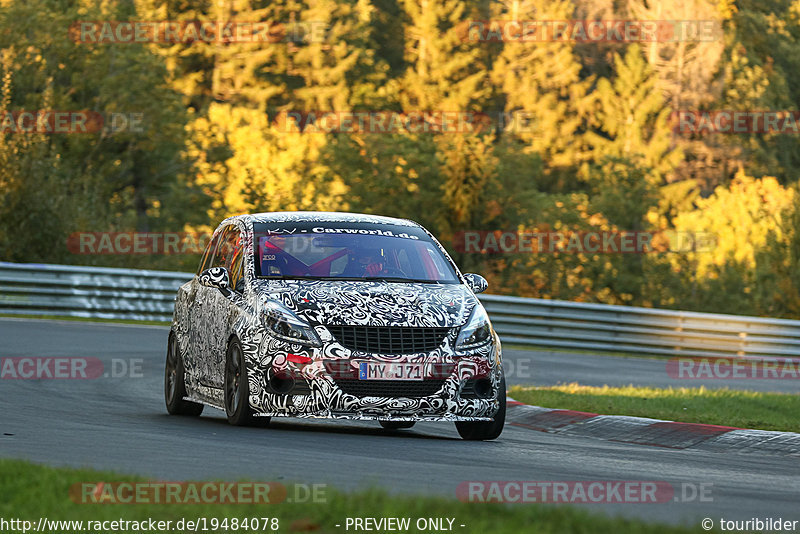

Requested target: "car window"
[
  {"left": 226, "top": 234, "right": 245, "bottom": 291},
  {"left": 210, "top": 226, "right": 235, "bottom": 270},
  {"left": 396, "top": 249, "right": 413, "bottom": 274},
  {"left": 424, "top": 246, "right": 449, "bottom": 278},
  {"left": 198, "top": 225, "right": 245, "bottom": 291},
  {"left": 252, "top": 222, "right": 459, "bottom": 283},
  {"left": 197, "top": 230, "right": 222, "bottom": 274},
  {"left": 214, "top": 226, "right": 245, "bottom": 289}
]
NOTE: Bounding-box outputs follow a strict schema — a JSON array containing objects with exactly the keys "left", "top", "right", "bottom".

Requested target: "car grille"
[
  {"left": 326, "top": 326, "right": 450, "bottom": 354},
  {"left": 333, "top": 378, "right": 447, "bottom": 398}
]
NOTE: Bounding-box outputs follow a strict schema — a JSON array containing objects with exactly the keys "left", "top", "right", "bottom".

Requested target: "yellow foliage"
[
  {"left": 673, "top": 172, "right": 795, "bottom": 276},
  {"left": 718, "top": 0, "right": 738, "bottom": 19},
  {"left": 187, "top": 104, "right": 348, "bottom": 223}
]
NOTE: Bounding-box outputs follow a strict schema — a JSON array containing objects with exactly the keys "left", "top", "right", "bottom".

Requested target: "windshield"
[{"left": 252, "top": 222, "right": 460, "bottom": 283}]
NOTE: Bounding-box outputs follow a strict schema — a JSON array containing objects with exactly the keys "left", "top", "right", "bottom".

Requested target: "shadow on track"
[{"left": 152, "top": 412, "right": 463, "bottom": 441}]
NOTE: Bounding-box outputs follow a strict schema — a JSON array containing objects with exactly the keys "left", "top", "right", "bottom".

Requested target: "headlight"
[
  {"left": 262, "top": 301, "right": 322, "bottom": 347},
  {"left": 455, "top": 304, "right": 493, "bottom": 351}
]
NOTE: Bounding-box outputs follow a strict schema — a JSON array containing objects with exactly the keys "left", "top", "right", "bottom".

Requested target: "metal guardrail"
[
  {"left": 1, "top": 261, "right": 799, "bottom": 359},
  {"left": 0, "top": 262, "right": 191, "bottom": 322},
  {"left": 481, "top": 295, "right": 800, "bottom": 359}
]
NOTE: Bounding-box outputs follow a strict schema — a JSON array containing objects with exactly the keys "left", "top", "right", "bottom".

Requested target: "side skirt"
[{"left": 184, "top": 382, "right": 225, "bottom": 411}]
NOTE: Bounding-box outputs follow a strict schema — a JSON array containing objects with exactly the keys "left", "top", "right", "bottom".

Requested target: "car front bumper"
[{"left": 243, "top": 330, "right": 504, "bottom": 421}]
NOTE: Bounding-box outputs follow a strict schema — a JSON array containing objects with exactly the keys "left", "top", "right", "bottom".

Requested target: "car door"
[
  {"left": 192, "top": 225, "right": 236, "bottom": 386},
  {"left": 183, "top": 230, "right": 221, "bottom": 382},
  {"left": 203, "top": 224, "right": 245, "bottom": 389}
]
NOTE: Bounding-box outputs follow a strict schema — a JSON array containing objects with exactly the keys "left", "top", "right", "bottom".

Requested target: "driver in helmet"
[{"left": 344, "top": 247, "right": 386, "bottom": 277}]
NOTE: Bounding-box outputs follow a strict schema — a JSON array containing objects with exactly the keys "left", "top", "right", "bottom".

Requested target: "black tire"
[
  {"left": 455, "top": 376, "right": 506, "bottom": 441},
  {"left": 165, "top": 332, "right": 204, "bottom": 416},
  {"left": 224, "top": 337, "right": 270, "bottom": 427},
  {"left": 379, "top": 421, "right": 416, "bottom": 430}
]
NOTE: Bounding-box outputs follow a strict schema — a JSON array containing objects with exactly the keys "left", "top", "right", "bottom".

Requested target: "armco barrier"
[
  {"left": 0, "top": 262, "right": 191, "bottom": 322},
  {"left": 1, "top": 261, "right": 798, "bottom": 358},
  {"left": 480, "top": 294, "right": 800, "bottom": 359}
]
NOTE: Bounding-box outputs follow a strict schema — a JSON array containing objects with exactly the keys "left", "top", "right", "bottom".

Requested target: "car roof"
[{"left": 220, "top": 211, "right": 421, "bottom": 228}]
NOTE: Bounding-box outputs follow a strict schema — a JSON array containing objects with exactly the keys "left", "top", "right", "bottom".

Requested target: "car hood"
[{"left": 251, "top": 279, "right": 477, "bottom": 328}]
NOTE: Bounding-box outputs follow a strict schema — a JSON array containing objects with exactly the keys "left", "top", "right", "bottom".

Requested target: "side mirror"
[
  {"left": 463, "top": 273, "right": 488, "bottom": 294},
  {"left": 199, "top": 267, "right": 231, "bottom": 293}
]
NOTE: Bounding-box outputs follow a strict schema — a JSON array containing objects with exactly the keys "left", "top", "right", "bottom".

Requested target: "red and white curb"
[{"left": 506, "top": 398, "right": 800, "bottom": 456}]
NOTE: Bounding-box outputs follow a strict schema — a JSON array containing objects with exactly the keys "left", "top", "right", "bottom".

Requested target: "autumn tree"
[
  {"left": 586, "top": 44, "right": 681, "bottom": 184},
  {"left": 0, "top": 0, "right": 206, "bottom": 268},
  {"left": 400, "top": 0, "right": 489, "bottom": 111},
  {"left": 490, "top": 0, "right": 594, "bottom": 190},
  {"left": 673, "top": 172, "right": 796, "bottom": 278}
]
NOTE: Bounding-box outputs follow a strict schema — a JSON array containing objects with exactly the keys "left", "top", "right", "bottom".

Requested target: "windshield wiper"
[
  {"left": 260, "top": 275, "right": 371, "bottom": 281},
  {"left": 259, "top": 275, "right": 444, "bottom": 283},
  {"left": 368, "top": 277, "right": 442, "bottom": 284},
  {"left": 260, "top": 275, "right": 330, "bottom": 280}
]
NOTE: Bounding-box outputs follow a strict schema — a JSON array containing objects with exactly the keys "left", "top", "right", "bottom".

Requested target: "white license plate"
[{"left": 359, "top": 362, "right": 423, "bottom": 381}]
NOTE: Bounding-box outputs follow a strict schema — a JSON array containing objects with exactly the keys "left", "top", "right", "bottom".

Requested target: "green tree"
[
  {"left": 320, "top": 132, "right": 441, "bottom": 230},
  {"left": 754, "top": 189, "right": 800, "bottom": 317},
  {"left": 188, "top": 103, "right": 347, "bottom": 221},
  {"left": 400, "top": 0, "right": 489, "bottom": 111},
  {"left": 0, "top": 0, "right": 208, "bottom": 267},
  {"left": 0, "top": 53, "right": 67, "bottom": 262},
  {"left": 673, "top": 172, "right": 795, "bottom": 278},
  {"left": 586, "top": 44, "right": 682, "bottom": 184},
  {"left": 438, "top": 134, "right": 497, "bottom": 229},
  {"left": 290, "top": 0, "right": 392, "bottom": 111},
  {"left": 586, "top": 157, "right": 659, "bottom": 305},
  {"left": 490, "top": 0, "right": 594, "bottom": 190}
]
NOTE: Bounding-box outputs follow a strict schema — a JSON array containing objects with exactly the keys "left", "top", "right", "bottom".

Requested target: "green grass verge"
[
  {"left": 509, "top": 383, "right": 800, "bottom": 433},
  {"left": 0, "top": 459, "right": 702, "bottom": 534}
]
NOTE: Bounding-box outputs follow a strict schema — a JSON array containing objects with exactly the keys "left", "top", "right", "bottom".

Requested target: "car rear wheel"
[
  {"left": 164, "top": 332, "right": 204, "bottom": 416},
  {"left": 379, "top": 421, "right": 416, "bottom": 430},
  {"left": 224, "top": 337, "right": 270, "bottom": 427},
  {"left": 455, "top": 376, "right": 506, "bottom": 441}
]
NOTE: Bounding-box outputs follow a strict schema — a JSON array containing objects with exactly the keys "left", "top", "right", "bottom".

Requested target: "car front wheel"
[
  {"left": 224, "top": 337, "right": 269, "bottom": 427},
  {"left": 455, "top": 376, "right": 506, "bottom": 441}
]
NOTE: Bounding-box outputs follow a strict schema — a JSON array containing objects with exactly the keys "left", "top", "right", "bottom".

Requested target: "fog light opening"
[
  {"left": 474, "top": 378, "right": 493, "bottom": 399},
  {"left": 269, "top": 371, "right": 296, "bottom": 394}
]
